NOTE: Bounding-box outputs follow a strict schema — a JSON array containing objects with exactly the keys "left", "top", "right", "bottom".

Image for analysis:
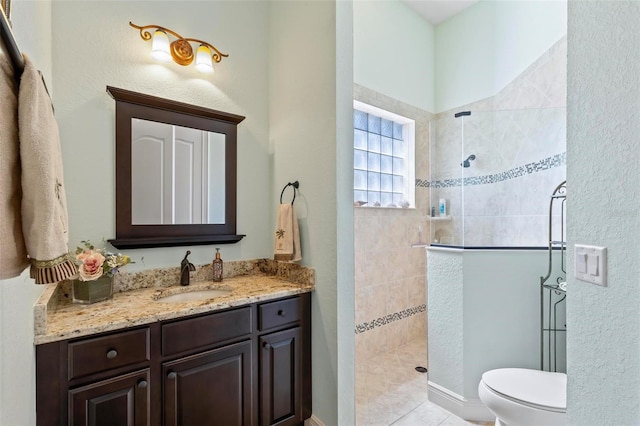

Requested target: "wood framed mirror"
[{"left": 107, "top": 86, "right": 245, "bottom": 249}]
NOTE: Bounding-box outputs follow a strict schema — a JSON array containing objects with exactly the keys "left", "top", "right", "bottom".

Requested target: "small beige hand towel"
[{"left": 274, "top": 203, "right": 301, "bottom": 262}]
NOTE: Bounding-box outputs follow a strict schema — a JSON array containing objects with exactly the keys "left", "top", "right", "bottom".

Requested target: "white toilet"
[{"left": 478, "top": 368, "right": 567, "bottom": 426}]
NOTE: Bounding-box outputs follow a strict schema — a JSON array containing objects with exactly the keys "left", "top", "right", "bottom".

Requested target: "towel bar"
[{"left": 280, "top": 181, "right": 299, "bottom": 204}]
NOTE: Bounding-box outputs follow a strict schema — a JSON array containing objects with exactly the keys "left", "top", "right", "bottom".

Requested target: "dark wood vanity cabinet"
[
  {"left": 259, "top": 328, "right": 302, "bottom": 426},
  {"left": 68, "top": 369, "right": 150, "bottom": 426},
  {"left": 162, "top": 340, "right": 253, "bottom": 426},
  {"left": 257, "top": 297, "right": 308, "bottom": 426},
  {"left": 36, "top": 293, "right": 311, "bottom": 426}
]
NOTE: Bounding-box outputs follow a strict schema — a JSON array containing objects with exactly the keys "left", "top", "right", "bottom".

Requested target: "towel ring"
[{"left": 280, "top": 181, "right": 299, "bottom": 204}]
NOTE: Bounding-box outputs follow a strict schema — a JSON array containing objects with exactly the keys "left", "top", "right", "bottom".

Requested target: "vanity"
[
  {"left": 34, "top": 259, "right": 314, "bottom": 426},
  {"left": 32, "top": 88, "right": 311, "bottom": 425}
]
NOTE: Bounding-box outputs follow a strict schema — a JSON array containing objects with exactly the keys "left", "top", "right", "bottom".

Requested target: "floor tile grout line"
[{"left": 356, "top": 337, "right": 490, "bottom": 426}]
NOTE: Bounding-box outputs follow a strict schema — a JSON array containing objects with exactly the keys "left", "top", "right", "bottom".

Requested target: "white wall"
[
  {"left": 51, "top": 1, "right": 272, "bottom": 270},
  {"left": 351, "top": 0, "right": 433, "bottom": 368},
  {"left": 566, "top": 2, "right": 640, "bottom": 424},
  {"left": 435, "top": 0, "right": 567, "bottom": 112},
  {"left": 269, "top": 1, "right": 354, "bottom": 422},
  {"left": 1, "top": 1, "right": 351, "bottom": 424},
  {"left": 269, "top": 1, "right": 353, "bottom": 425},
  {"left": 427, "top": 249, "right": 464, "bottom": 395},
  {"left": 335, "top": 2, "right": 356, "bottom": 423},
  {"left": 0, "top": 1, "right": 52, "bottom": 424},
  {"left": 462, "top": 251, "right": 550, "bottom": 396},
  {"left": 353, "top": 0, "right": 435, "bottom": 112},
  {"left": 427, "top": 249, "right": 557, "bottom": 420}
]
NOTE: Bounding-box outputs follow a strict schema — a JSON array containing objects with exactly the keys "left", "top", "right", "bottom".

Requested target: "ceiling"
[{"left": 400, "top": 0, "right": 479, "bottom": 25}]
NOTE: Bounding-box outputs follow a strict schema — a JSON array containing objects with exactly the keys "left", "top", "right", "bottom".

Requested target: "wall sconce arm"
[
  {"left": 129, "top": 21, "right": 228, "bottom": 69},
  {"left": 181, "top": 38, "right": 228, "bottom": 63}
]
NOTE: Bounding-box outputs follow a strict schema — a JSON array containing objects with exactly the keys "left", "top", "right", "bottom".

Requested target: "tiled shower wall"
[
  {"left": 354, "top": 36, "right": 566, "bottom": 358},
  {"left": 354, "top": 84, "right": 431, "bottom": 361},
  {"left": 425, "top": 37, "right": 567, "bottom": 247}
]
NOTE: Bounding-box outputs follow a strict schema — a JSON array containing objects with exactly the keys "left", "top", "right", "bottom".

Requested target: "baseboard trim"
[
  {"left": 304, "top": 414, "right": 325, "bottom": 426},
  {"left": 427, "top": 381, "right": 494, "bottom": 422}
]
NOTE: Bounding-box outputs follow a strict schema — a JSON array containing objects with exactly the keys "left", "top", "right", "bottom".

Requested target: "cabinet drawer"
[
  {"left": 68, "top": 328, "right": 150, "bottom": 380},
  {"left": 162, "top": 307, "right": 252, "bottom": 356},
  {"left": 258, "top": 297, "right": 301, "bottom": 331}
]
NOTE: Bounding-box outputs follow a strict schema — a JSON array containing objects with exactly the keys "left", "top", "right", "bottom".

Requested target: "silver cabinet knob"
[
  {"left": 106, "top": 349, "right": 118, "bottom": 359},
  {"left": 167, "top": 371, "right": 177, "bottom": 379}
]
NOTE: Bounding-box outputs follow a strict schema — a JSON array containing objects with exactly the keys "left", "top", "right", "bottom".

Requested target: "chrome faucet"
[{"left": 180, "top": 250, "right": 196, "bottom": 286}]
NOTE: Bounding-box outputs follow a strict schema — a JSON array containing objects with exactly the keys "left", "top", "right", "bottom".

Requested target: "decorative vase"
[{"left": 72, "top": 275, "right": 113, "bottom": 304}]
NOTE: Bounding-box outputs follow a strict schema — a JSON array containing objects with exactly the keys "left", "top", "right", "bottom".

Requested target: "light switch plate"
[
  {"left": 575, "top": 244, "right": 607, "bottom": 286},
  {"left": 576, "top": 253, "right": 587, "bottom": 274}
]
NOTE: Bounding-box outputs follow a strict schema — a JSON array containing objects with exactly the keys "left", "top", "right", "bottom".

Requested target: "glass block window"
[{"left": 353, "top": 101, "right": 415, "bottom": 208}]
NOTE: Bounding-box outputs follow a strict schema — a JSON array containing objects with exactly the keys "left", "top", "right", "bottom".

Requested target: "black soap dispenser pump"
[{"left": 212, "top": 248, "right": 223, "bottom": 282}]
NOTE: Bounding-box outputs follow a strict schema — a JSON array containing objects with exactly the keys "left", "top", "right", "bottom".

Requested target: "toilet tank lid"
[{"left": 482, "top": 368, "right": 567, "bottom": 410}]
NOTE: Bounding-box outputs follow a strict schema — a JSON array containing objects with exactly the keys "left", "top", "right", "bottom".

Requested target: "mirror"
[
  {"left": 131, "top": 119, "right": 226, "bottom": 225},
  {"left": 107, "top": 86, "right": 245, "bottom": 249}
]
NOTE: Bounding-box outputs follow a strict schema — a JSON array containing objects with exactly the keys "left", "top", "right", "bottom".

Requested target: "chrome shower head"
[{"left": 461, "top": 154, "right": 476, "bottom": 168}]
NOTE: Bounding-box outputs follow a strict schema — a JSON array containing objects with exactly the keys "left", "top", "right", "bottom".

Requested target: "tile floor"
[{"left": 356, "top": 339, "right": 494, "bottom": 426}]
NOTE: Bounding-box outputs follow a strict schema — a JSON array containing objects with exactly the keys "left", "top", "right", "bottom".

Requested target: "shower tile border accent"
[
  {"left": 354, "top": 304, "right": 426, "bottom": 334},
  {"left": 416, "top": 152, "right": 566, "bottom": 188}
]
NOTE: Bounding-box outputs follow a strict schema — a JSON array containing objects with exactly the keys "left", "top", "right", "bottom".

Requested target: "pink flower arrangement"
[{"left": 75, "top": 241, "right": 132, "bottom": 282}]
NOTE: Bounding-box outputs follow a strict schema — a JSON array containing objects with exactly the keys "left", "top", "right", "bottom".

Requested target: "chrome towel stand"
[
  {"left": 540, "top": 180, "right": 567, "bottom": 372},
  {"left": 280, "top": 181, "right": 299, "bottom": 204}
]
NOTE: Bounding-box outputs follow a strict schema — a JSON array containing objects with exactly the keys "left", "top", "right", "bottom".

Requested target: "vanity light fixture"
[{"left": 129, "top": 22, "right": 227, "bottom": 73}]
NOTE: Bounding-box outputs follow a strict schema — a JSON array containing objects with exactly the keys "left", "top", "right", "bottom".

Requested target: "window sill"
[{"left": 354, "top": 205, "right": 417, "bottom": 210}]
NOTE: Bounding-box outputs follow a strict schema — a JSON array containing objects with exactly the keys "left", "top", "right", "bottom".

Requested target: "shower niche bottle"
[
  {"left": 212, "top": 248, "right": 223, "bottom": 282},
  {"left": 439, "top": 198, "right": 447, "bottom": 217}
]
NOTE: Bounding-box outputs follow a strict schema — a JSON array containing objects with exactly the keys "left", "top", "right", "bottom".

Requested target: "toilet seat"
[{"left": 482, "top": 368, "right": 567, "bottom": 412}]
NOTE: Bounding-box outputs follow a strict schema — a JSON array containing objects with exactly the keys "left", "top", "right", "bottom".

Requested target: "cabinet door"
[
  {"left": 68, "top": 369, "right": 150, "bottom": 426},
  {"left": 259, "top": 327, "right": 301, "bottom": 426},
  {"left": 163, "top": 340, "right": 253, "bottom": 426}
]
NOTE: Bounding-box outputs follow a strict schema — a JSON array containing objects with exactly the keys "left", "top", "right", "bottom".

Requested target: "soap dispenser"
[{"left": 212, "top": 248, "right": 223, "bottom": 282}]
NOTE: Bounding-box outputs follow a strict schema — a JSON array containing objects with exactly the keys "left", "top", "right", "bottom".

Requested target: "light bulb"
[
  {"left": 151, "top": 30, "right": 171, "bottom": 63},
  {"left": 195, "top": 44, "right": 213, "bottom": 73}
]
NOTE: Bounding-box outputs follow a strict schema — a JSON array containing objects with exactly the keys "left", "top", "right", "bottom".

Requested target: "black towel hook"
[{"left": 280, "top": 181, "right": 299, "bottom": 204}]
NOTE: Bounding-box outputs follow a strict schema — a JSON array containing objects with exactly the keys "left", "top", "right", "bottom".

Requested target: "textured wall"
[
  {"left": 427, "top": 249, "right": 464, "bottom": 395},
  {"left": 567, "top": 2, "right": 640, "bottom": 424},
  {"left": 52, "top": 1, "right": 271, "bottom": 269},
  {"left": 462, "top": 250, "right": 558, "bottom": 396},
  {"left": 269, "top": 1, "right": 348, "bottom": 422},
  {"left": 49, "top": 1, "right": 346, "bottom": 423},
  {"left": 336, "top": 2, "right": 356, "bottom": 423},
  {"left": 428, "top": 249, "right": 560, "bottom": 400},
  {"left": 435, "top": 0, "right": 567, "bottom": 113},
  {"left": 353, "top": 0, "right": 435, "bottom": 112},
  {"left": 354, "top": 85, "right": 430, "bottom": 362}
]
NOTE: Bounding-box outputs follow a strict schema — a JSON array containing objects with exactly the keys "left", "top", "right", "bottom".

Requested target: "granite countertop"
[{"left": 34, "top": 259, "right": 314, "bottom": 345}]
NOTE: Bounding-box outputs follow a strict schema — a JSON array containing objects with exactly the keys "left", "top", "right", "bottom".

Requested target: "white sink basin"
[{"left": 156, "top": 289, "right": 232, "bottom": 303}]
